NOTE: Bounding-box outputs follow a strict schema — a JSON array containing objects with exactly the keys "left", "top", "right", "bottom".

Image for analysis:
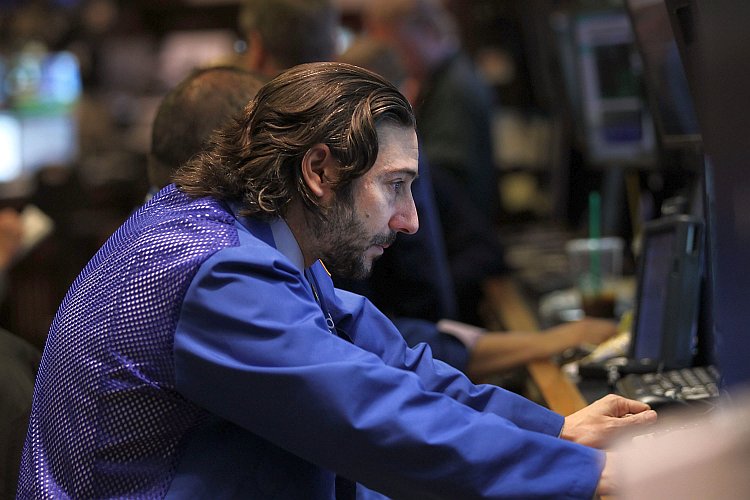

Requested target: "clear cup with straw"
[{"left": 565, "top": 192, "right": 624, "bottom": 318}]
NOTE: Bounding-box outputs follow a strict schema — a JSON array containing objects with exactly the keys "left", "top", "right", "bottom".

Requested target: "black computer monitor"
[
  {"left": 624, "top": 0, "right": 719, "bottom": 375},
  {"left": 673, "top": 0, "right": 750, "bottom": 392},
  {"left": 629, "top": 214, "right": 704, "bottom": 370},
  {"left": 692, "top": 157, "right": 715, "bottom": 369},
  {"left": 624, "top": 0, "right": 701, "bottom": 152}
]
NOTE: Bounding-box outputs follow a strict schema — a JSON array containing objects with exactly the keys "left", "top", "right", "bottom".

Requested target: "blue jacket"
[{"left": 19, "top": 185, "right": 602, "bottom": 499}]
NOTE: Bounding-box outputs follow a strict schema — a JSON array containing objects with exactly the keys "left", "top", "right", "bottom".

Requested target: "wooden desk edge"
[{"left": 483, "top": 276, "right": 588, "bottom": 416}]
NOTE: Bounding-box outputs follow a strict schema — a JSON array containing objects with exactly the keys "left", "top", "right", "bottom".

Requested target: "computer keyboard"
[{"left": 616, "top": 365, "right": 720, "bottom": 405}]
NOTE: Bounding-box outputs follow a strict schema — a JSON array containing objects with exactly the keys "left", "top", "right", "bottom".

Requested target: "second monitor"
[{"left": 629, "top": 214, "right": 704, "bottom": 371}]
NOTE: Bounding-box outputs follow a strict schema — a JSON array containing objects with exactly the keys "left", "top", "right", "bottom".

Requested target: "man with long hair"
[{"left": 19, "top": 63, "right": 654, "bottom": 499}]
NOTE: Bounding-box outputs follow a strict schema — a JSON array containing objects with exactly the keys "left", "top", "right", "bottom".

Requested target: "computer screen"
[
  {"left": 631, "top": 228, "right": 675, "bottom": 362},
  {"left": 0, "top": 48, "right": 81, "bottom": 198},
  {"left": 19, "top": 114, "right": 79, "bottom": 173},
  {"left": 0, "top": 113, "right": 23, "bottom": 182},
  {"left": 630, "top": 215, "right": 703, "bottom": 369},
  {"left": 573, "top": 9, "right": 656, "bottom": 167},
  {"left": 625, "top": 0, "right": 701, "bottom": 151}
]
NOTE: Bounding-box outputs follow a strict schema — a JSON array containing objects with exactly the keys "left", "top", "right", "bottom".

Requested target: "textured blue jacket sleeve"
[{"left": 174, "top": 245, "right": 603, "bottom": 499}]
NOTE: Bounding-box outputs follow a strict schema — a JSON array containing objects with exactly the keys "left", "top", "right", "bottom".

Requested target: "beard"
[{"left": 308, "top": 189, "right": 396, "bottom": 280}]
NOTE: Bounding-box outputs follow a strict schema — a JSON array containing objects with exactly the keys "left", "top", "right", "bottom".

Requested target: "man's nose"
[{"left": 391, "top": 196, "right": 419, "bottom": 235}]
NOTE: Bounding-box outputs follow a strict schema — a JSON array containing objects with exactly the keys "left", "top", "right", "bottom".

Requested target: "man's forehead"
[
  {"left": 376, "top": 123, "right": 418, "bottom": 154},
  {"left": 376, "top": 126, "right": 419, "bottom": 176}
]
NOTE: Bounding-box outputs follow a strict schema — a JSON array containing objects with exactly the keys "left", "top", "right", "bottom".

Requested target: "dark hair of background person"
[
  {"left": 174, "top": 62, "right": 415, "bottom": 221},
  {"left": 148, "top": 66, "right": 266, "bottom": 190},
  {"left": 238, "top": 0, "right": 338, "bottom": 69}
]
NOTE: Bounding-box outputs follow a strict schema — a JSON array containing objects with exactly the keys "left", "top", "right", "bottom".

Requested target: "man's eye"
[{"left": 392, "top": 181, "right": 404, "bottom": 193}]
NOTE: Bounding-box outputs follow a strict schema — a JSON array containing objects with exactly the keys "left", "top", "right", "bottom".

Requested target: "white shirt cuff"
[{"left": 436, "top": 319, "right": 485, "bottom": 349}]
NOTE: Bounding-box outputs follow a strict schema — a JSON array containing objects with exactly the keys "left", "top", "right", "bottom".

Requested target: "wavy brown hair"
[{"left": 174, "top": 62, "right": 415, "bottom": 220}]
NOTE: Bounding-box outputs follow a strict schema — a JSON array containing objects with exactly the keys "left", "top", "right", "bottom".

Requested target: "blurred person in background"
[
  {"left": 362, "top": 0, "right": 513, "bottom": 324},
  {"left": 363, "top": 0, "right": 500, "bottom": 221},
  {"left": 148, "top": 66, "right": 265, "bottom": 197},
  {"left": 236, "top": 0, "right": 339, "bottom": 79}
]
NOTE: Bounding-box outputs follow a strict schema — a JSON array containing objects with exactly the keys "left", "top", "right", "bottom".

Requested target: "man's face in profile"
[{"left": 313, "top": 123, "right": 419, "bottom": 280}]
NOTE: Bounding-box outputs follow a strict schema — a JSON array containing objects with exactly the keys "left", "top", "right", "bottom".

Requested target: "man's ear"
[{"left": 301, "top": 144, "right": 339, "bottom": 201}]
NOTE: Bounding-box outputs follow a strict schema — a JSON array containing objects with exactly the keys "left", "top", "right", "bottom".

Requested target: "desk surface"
[{"left": 483, "top": 276, "right": 588, "bottom": 415}]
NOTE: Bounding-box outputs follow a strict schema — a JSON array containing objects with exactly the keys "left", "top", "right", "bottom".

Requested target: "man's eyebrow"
[{"left": 388, "top": 168, "right": 418, "bottom": 180}]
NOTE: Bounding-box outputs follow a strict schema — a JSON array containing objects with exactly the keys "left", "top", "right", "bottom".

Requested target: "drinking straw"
[{"left": 589, "top": 191, "right": 602, "bottom": 293}]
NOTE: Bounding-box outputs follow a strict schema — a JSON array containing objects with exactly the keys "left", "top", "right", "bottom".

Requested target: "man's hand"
[{"left": 561, "top": 393, "right": 657, "bottom": 448}]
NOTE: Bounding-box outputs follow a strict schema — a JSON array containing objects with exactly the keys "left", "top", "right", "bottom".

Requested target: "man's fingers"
[
  {"left": 620, "top": 397, "right": 653, "bottom": 415},
  {"left": 617, "top": 409, "right": 658, "bottom": 428},
  {"left": 601, "top": 394, "right": 652, "bottom": 416}
]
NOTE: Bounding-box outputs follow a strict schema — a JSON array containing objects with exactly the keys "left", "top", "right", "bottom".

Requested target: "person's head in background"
[
  {"left": 237, "top": 0, "right": 339, "bottom": 77},
  {"left": 338, "top": 34, "right": 415, "bottom": 99},
  {"left": 363, "top": 0, "right": 459, "bottom": 82},
  {"left": 148, "top": 66, "right": 265, "bottom": 191}
]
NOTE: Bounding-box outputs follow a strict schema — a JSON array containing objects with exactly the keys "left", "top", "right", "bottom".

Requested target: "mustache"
[{"left": 371, "top": 231, "right": 397, "bottom": 247}]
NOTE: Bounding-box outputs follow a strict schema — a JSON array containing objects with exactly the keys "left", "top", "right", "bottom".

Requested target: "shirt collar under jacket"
[
  {"left": 270, "top": 217, "right": 304, "bottom": 272},
  {"left": 224, "top": 198, "right": 304, "bottom": 272}
]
